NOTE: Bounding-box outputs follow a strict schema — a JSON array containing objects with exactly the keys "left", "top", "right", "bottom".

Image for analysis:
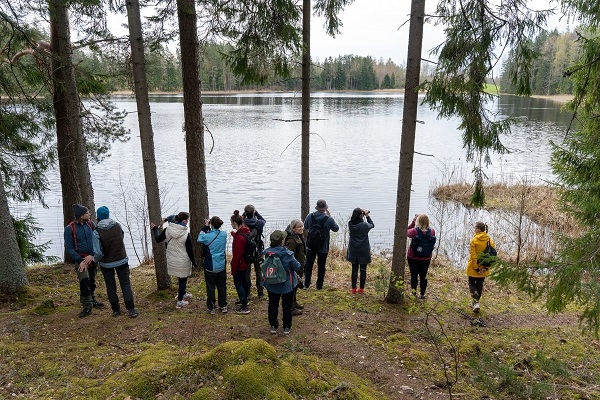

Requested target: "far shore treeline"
[{"left": 83, "top": 29, "right": 578, "bottom": 94}]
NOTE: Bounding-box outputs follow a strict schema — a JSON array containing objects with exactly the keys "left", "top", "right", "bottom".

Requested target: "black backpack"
[
  {"left": 239, "top": 232, "right": 259, "bottom": 264},
  {"left": 410, "top": 228, "right": 436, "bottom": 257},
  {"left": 306, "top": 213, "right": 328, "bottom": 251}
]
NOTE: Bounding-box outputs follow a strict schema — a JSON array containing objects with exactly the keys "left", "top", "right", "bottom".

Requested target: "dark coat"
[{"left": 346, "top": 216, "right": 374, "bottom": 264}]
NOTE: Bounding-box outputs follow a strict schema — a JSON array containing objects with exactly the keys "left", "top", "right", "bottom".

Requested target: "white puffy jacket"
[{"left": 165, "top": 223, "right": 192, "bottom": 278}]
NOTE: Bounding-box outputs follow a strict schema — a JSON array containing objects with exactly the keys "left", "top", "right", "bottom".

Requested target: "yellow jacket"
[{"left": 466, "top": 232, "right": 495, "bottom": 278}]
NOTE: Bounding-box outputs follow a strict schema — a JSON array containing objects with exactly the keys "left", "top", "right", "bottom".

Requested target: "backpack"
[
  {"left": 68, "top": 221, "right": 95, "bottom": 258},
  {"left": 306, "top": 213, "right": 328, "bottom": 250},
  {"left": 477, "top": 240, "right": 498, "bottom": 267},
  {"left": 261, "top": 251, "right": 288, "bottom": 284},
  {"left": 238, "top": 232, "right": 259, "bottom": 264},
  {"left": 410, "top": 228, "right": 436, "bottom": 258}
]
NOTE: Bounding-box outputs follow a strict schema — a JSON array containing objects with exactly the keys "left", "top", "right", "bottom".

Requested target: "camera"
[{"left": 363, "top": 209, "right": 370, "bottom": 216}]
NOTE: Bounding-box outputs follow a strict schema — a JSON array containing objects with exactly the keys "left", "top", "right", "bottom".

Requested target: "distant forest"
[{"left": 78, "top": 29, "right": 580, "bottom": 94}]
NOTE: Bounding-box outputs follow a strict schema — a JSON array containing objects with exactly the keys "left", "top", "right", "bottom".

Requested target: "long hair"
[
  {"left": 416, "top": 214, "right": 430, "bottom": 230},
  {"left": 351, "top": 207, "right": 364, "bottom": 222}
]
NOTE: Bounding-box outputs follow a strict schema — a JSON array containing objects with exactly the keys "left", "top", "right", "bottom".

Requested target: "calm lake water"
[{"left": 13, "top": 93, "right": 572, "bottom": 264}]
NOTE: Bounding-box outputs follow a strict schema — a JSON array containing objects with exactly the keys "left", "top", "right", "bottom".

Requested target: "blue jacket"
[
  {"left": 197, "top": 226, "right": 227, "bottom": 273},
  {"left": 261, "top": 246, "right": 300, "bottom": 294},
  {"left": 64, "top": 220, "right": 96, "bottom": 263},
  {"left": 303, "top": 211, "right": 340, "bottom": 253}
]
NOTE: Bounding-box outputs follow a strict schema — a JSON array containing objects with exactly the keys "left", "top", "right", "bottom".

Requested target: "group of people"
[{"left": 64, "top": 198, "right": 495, "bottom": 327}]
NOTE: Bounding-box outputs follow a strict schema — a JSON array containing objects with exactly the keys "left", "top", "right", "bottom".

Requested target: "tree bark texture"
[
  {"left": 387, "top": 0, "right": 425, "bottom": 304},
  {"left": 0, "top": 173, "right": 28, "bottom": 294},
  {"left": 177, "top": 0, "right": 209, "bottom": 263},
  {"left": 49, "top": 0, "right": 95, "bottom": 263},
  {"left": 126, "top": 0, "right": 171, "bottom": 290},
  {"left": 301, "top": 0, "right": 311, "bottom": 221}
]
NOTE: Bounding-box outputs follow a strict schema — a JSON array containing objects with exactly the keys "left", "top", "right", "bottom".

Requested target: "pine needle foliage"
[{"left": 423, "top": 0, "right": 550, "bottom": 205}]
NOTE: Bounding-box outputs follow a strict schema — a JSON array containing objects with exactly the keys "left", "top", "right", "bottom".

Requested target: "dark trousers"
[
  {"left": 407, "top": 257, "right": 431, "bottom": 296},
  {"left": 267, "top": 290, "right": 294, "bottom": 329},
  {"left": 351, "top": 263, "right": 368, "bottom": 290},
  {"left": 76, "top": 262, "right": 98, "bottom": 308},
  {"left": 205, "top": 270, "right": 227, "bottom": 309},
  {"left": 100, "top": 263, "right": 135, "bottom": 311},
  {"left": 177, "top": 277, "right": 188, "bottom": 301},
  {"left": 304, "top": 249, "right": 328, "bottom": 289},
  {"left": 234, "top": 270, "right": 249, "bottom": 308},
  {"left": 468, "top": 276, "right": 485, "bottom": 301},
  {"left": 245, "top": 260, "right": 264, "bottom": 295}
]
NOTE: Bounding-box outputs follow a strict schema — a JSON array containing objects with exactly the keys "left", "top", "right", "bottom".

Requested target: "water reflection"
[{"left": 14, "top": 93, "right": 570, "bottom": 265}]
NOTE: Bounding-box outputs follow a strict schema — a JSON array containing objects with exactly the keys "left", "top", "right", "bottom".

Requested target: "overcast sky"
[{"left": 310, "top": 0, "right": 573, "bottom": 66}]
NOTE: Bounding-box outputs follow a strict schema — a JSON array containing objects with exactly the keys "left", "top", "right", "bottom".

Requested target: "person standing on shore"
[
  {"left": 242, "top": 204, "right": 266, "bottom": 298},
  {"left": 92, "top": 206, "right": 139, "bottom": 318},
  {"left": 230, "top": 210, "right": 250, "bottom": 314},
  {"left": 197, "top": 216, "right": 228, "bottom": 314},
  {"left": 150, "top": 212, "right": 197, "bottom": 309},
  {"left": 64, "top": 204, "right": 104, "bottom": 318},
  {"left": 285, "top": 219, "right": 306, "bottom": 314},
  {"left": 407, "top": 213, "right": 436, "bottom": 299},
  {"left": 346, "top": 208, "right": 374, "bottom": 294},
  {"left": 466, "top": 221, "right": 494, "bottom": 313},
  {"left": 303, "top": 199, "right": 339, "bottom": 290}
]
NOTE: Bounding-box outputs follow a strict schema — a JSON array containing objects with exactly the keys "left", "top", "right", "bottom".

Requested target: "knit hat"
[
  {"left": 72, "top": 204, "right": 89, "bottom": 219},
  {"left": 270, "top": 230, "right": 287, "bottom": 244},
  {"left": 315, "top": 199, "right": 328, "bottom": 211},
  {"left": 97, "top": 206, "right": 110, "bottom": 221}
]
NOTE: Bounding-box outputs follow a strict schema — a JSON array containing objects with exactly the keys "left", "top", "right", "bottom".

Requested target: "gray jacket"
[{"left": 346, "top": 216, "right": 374, "bottom": 264}]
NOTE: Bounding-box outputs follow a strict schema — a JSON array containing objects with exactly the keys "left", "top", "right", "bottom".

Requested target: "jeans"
[
  {"left": 267, "top": 290, "right": 294, "bottom": 329},
  {"left": 233, "top": 270, "right": 249, "bottom": 308},
  {"left": 407, "top": 258, "right": 431, "bottom": 296},
  {"left": 76, "top": 262, "right": 98, "bottom": 308},
  {"left": 304, "top": 249, "right": 328, "bottom": 289},
  {"left": 205, "top": 270, "right": 227, "bottom": 309},
  {"left": 468, "top": 276, "right": 485, "bottom": 301},
  {"left": 100, "top": 263, "right": 135, "bottom": 311},
  {"left": 351, "top": 263, "right": 368, "bottom": 290}
]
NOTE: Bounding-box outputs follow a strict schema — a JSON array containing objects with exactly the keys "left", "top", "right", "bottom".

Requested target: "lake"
[{"left": 13, "top": 92, "right": 572, "bottom": 265}]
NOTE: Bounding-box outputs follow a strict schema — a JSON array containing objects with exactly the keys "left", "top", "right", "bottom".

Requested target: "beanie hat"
[
  {"left": 270, "top": 229, "right": 287, "bottom": 244},
  {"left": 97, "top": 206, "right": 110, "bottom": 221},
  {"left": 315, "top": 199, "right": 328, "bottom": 211},
  {"left": 72, "top": 204, "right": 89, "bottom": 219}
]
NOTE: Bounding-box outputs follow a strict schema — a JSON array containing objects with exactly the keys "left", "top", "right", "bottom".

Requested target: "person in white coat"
[{"left": 151, "top": 212, "right": 197, "bottom": 308}]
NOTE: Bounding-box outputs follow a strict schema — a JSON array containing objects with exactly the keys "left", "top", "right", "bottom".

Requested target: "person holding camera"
[
  {"left": 197, "top": 216, "right": 228, "bottom": 314},
  {"left": 346, "top": 208, "right": 374, "bottom": 294}
]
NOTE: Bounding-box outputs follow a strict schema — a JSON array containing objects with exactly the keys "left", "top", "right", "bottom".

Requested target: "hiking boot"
[
  {"left": 270, "top": 326, "right": 278, "bottom": 334},
  {"left": 79, "top": 308, "right": 92, "bottom": 318},
  {"left": 294, "top": 303, "right": 304, "bottom": 310},
  {"left": 175, "top": 293, "right": 193, "bottom": 300},
  {"left": 176, "top": 300, "right": 189, "bottom": 309},
  {"left": 235, "top": 307, "right": 250, "bottom": 315},
  {"left": 220, "top": 306, "right": 228, "bottom": 314},
  {"left": 92, "top": 299, "right": 105, "bottom": 308},
  {"left": 357, "top": 288, "right": 365, "bottom": 294},
  {"left": 351, "top": 288, "right": 357, "bottom": 294},
  {"left": 128, "top": 308, "right": 139, "bottom": 318},
  {"left": 420, "top": 295, "right": 426, "bottom": 300},
  {"left": 283, "top": 327, "right": 291, "bottom": 336},
  {"left": 257, "top": 292, "right": 265, "bottom": 298},
  {"left": 111, "top": 309, "right": 122, "bottom": 317},
  {"left": 207, "top": 308, "right": 216, "bottom": 315},
  {"left": 292, "top": 308, "right": 303, "bottom": 316},
  {"left": 473, "top": 302, "right": 480, "bottom": 313}
]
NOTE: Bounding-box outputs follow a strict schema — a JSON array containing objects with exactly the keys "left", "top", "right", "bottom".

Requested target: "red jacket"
[{"left": 231, "top": 225, "right": 250, "bottom": 275}]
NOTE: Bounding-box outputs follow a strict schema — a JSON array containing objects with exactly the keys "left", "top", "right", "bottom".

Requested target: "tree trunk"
[
  {"left": 301, "top": 0, "right": 311, "bottom": 220},
  {"left": 49, "top": 0, "right": 95, "bottom": 263},
  {"left": 386, "top": 0, "right": 425, "bottom": 304},
  {"left": 177, "top": 0, "right": 209, "bottom": 262},
  {"left": 126, "top": 0, "right": 171, "bottom": 290},
  {"left": 0, "top": 174, "right": 28, "bottom": 294}
]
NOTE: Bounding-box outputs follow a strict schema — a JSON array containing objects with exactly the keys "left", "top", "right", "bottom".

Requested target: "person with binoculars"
[{"left": 346, "top": 208, "right": 374, "bottom": 294}]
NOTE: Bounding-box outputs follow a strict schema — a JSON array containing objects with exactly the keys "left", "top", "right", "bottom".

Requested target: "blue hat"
[
  {"left": 97, "top": 206, "right": 110, "bottom": 221},
  {"left": 72, "top": 204, "right": 88, "bottom": 219}
]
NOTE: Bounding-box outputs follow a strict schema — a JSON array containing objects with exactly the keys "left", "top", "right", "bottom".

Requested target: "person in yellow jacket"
[{"left": 466, "top": 222, "right": 494, "bottom": 313}]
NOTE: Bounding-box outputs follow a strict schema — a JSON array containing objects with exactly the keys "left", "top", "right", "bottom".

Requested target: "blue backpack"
[{"left": 410, "top": 228, "right": 436, "bottom": 257}]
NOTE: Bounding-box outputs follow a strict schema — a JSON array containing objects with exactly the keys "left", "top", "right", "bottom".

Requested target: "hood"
[
  {"left": 472, "top": 231, "right": 490, "bottom": 244},
  {"left": 167, "top": 222, "right": 189, "bottom": 239},
  {"left": 263, "top": 246, "right": 292, "bottom": 257},
  {"left": 96, "top": 218, "right": 118, "bottom": 230},
  {"left": 244, "top": 217, "right": 265, "bottom": 231},
  {"left": 348, "top": 219, "right": 364, "bottom": 231},
  {"left": 311, "top": 211, "right": 329, "bottom": 223},
  {"left": 236, "top": 225, "right": 251, "bottom": 235}
]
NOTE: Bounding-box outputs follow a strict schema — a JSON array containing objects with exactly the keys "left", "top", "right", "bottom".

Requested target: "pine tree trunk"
[
  {"left": 177, "top": 0, "right": 209, "bottom": 263},
  {"left": 49, "top": 0, "right": 95, "bottom": 262},
  {"left": 0, "top": 174, "right": 28, "bottom": 294},
  {"left": 301, "top": 0, "right": 311, "bottom": 220},
  {"left": 126, "top": 0, "right": 171, "bottom": 290},
  {"left": 387, "top": 0, "right": 425, "bottom": 304}
]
